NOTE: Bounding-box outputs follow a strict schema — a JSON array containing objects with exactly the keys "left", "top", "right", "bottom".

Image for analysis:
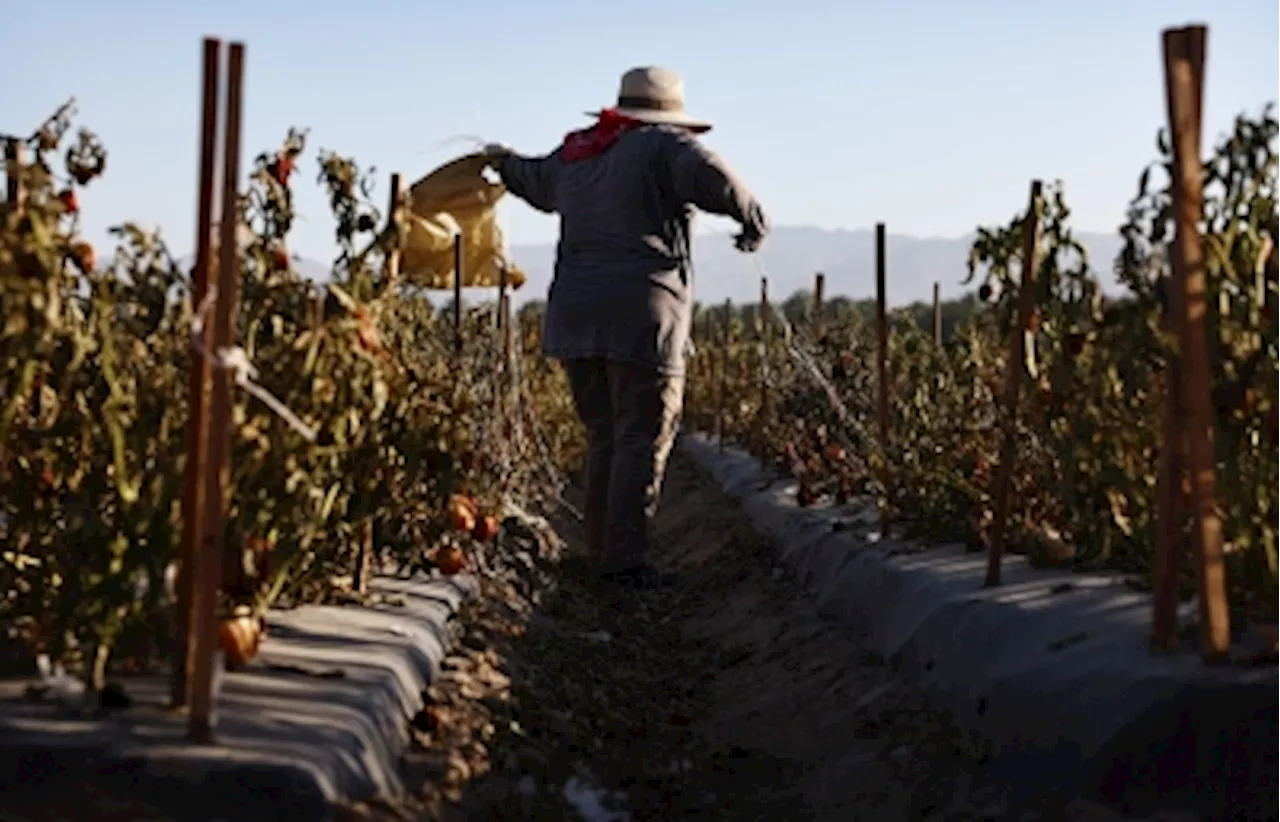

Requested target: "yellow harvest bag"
[{"left": 401, "top": 152, "right": 527, "bottom": 290}]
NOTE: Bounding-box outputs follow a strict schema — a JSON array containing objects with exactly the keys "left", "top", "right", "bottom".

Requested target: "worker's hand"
[
  {"left": 734, "top": 224, "right": 764, "bottom": 253},
  {"left": 481, "top": 142, "right": 512, "bottom": 166}
]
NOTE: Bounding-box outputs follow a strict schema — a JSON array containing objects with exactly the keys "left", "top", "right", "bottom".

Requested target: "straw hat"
[{"left": 588, "top": 66, "right": 711, "bottom": 133}]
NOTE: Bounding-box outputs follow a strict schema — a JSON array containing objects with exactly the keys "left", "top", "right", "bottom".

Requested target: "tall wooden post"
[
  {"left": 497, "top": 262, "right": 509, "bottom": 336},
  {"left": 453, "top": 233, "right": 464, "bottom": 360},
  {"left": 496, "top": 263, "right": 512, "bottom": 471},
  {"left": 497, "top": 263, "right": 510, "bottom": 355},
  {"left": 875, "top": 224, "right": 889, "bottom": 450},
  {"left": 383, "top": 174, "right": 403, "bottom": 295},
  {"left": 932, "top": 281, "right": 942, "bottom": 345},
  {"left": 758, "top": 277, "right": 770, "bottom": 429},
  {"left": 188, "top": 40, "right": 245, "bottom": 744},
  {"left": 812, "top": 272, "right": 825, "bottom": 334},
  {"left": 985, "top": 180, "right": 1043, "bottom": 588},
  {"left": 4, "top": 140, "right": 26, "bottom": 210},
  {"left": 1162, "top": 24, "right": 1230, "bottom": 661},
  {"left": 173, "top": 37, "right": 222, "bottom": 709},
  {"left": 354, "top": 172, "right": 402, "bottom": 598}
]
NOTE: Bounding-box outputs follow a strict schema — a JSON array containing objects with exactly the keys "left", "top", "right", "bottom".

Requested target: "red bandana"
[{"left": 560, "top": 108, "right": 644, "bottom": 163}]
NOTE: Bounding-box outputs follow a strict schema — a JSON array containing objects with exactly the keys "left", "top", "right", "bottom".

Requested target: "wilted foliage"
[
  {"left": 686, "top": 107, "right": 1279, "bottom": 628},
  {"left": 0, "top": 104, "right": 581, "bottom": 677}
]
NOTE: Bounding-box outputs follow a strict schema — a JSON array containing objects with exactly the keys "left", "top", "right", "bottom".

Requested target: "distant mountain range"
[
  {"left": 508, "top": 226, "right": 1126, "bottom": 307},
  {"left": 185, "top": 225, "right": 1128, "bottom": 308}
]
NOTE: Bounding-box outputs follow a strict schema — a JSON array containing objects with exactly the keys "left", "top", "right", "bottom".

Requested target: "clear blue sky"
[{"left": 3, "top": 0, "right": 1276, "bottom": 266}]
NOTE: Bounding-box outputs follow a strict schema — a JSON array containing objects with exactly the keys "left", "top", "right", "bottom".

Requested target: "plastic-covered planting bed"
[
  {"left": 0, "top": 575, "right": 476, "bottom": 822},
  {"left": 682, "top": 433, "right": 1277, "bottom": 821}
]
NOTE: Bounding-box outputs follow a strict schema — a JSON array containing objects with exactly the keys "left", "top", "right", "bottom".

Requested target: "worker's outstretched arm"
[
  {"left": 665, "top": 132, "right": 769, "bottom": 252},
  {"left": 487, "top": 144, "right": 560, "bottom": 214}
]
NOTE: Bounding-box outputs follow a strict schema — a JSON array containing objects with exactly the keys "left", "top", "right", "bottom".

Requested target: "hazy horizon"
[{"left": 208, "top": 222, "right": 1125, "bottom": 309}]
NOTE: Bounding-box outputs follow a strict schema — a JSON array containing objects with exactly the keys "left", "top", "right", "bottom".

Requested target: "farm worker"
[{"left": 483, "top": 66, "right": 769, "bottom": 592}]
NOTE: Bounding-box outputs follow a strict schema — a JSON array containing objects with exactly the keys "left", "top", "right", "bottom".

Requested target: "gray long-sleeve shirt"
[{"left": 497, "top": 125, "right": 769, "bottom": 377}]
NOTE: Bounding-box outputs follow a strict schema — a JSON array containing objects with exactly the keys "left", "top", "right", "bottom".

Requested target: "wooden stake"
[
  {"left": 1162, "top": 24, "right": 1230, "bottom": 661},
  {"left": 505, "top": 290, "right": 518, "bottom": 453},
  {"left": 354, "top": 172, "right": 403, "bottom": 597},
  {"left": 812, "top": 272, "right": 825, "bottom": 334},
  {"left": 495, "top": 262, "right": 512, "bottom": 472},
  {"left": 384, "top": 173, "right": 402, "bottom": 294},
  {"left": 758, "top": 277, "right": 770, "bottom": 428},
  {"left": 497, "top": 262, "right": 509, "bottom": 335},
  {"left": 933, "top": 282, "right": 943, "bottom": 346},
  {"left": 984, "top": 180, "right": 1043, "bottom": 588},
  {"left": 453, "top": 233, "right": 464, "bottom": 360},
  {"left": 173, "top": 36, "right": 222, "bottom": 709},
  {"left": 188, "top": 40, "right": 244, "bottom": 744},
  {"left": 497, "top": 262, "right": 510, "bottom": 353},
  {"left": 717, "top": 298, "right": 731, "bottom": 451},
  {"left": 4, "top": 140, "right": 26, "bottom": 211},
  {"left": 875, "top": 224, "right": 889, "bottom": 450}
]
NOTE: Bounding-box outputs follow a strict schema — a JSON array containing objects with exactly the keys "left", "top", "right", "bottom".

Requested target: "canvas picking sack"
[{"left": 401, "top": 152, "right": 527, "bottom": 291}]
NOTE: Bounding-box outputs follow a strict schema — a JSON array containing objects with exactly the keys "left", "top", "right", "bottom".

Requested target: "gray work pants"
[{"left": 561, "top": 358, "right": 685, "bottom": 575}]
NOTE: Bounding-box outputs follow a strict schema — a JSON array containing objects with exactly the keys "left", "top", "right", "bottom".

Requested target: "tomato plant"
[
  {"left": 0, "top": 104, "right": 580, "bottom": 683},
  {"left": 687, "top": 107, "right": 1278, "bottom": 628}
]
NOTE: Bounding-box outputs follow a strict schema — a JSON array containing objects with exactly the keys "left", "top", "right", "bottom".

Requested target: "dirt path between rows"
[{"left": 341, "top": 452, "right": 1151, "bottom": 822}]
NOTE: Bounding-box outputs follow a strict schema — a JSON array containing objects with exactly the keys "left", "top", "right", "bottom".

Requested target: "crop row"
[
  {"left": 683, "top": 107, "right": 1278, "bottom": 633},
  {"left": 0, "top": 105, "right": 581, "bottom": 682}
]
